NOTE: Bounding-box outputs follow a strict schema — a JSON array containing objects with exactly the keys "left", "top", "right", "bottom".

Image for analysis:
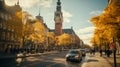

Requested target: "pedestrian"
[
  {"left": 93, "top": 49, "right": 95, "bottom": 55},
  {"left": 104, "top": 49, "right": 107, "bottom": 55},
  {"left": 99, "top": 49, "right": 102, "bottom": 56},
  {"left": 106, "top": 49, "right": 111, "bottom": 57},
  {"left": 90, "top": 49, "right": 92, "bottom": 55}
]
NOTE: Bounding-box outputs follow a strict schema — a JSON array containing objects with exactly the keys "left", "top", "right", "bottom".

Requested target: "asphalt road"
[{"left": 0, "top": 51, "right": 86, "bottom": 67}]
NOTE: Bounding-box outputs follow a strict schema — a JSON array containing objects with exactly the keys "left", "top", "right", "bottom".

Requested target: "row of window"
[
  {"left": 0, "top": 12, "right": 22, "bottom": 43},
  {"left": 0, "top": 12, "right": 12, "bottom": 21},
  {"left": 0, "top": 31, "right": 20, "bottom": 42},
  {"left": 0, "top": 22, "right": 15, "bottom": 32}
]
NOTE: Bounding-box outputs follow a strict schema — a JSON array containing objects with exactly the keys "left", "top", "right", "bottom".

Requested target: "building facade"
[{"left": 0, "top": 0, "right": 23, "bottom": 53}]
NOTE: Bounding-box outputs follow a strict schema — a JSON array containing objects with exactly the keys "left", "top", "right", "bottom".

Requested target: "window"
[
  {"left": 1, "top": 13, "right": 4, "bottom": 19},
  {"left": 2, "top": 32, "right": 5, "bottom": 40},
  {"left": 0, "top": 22, "right": 2, "bottom": 28},
  {"left": 2, "top": 22, "right": 6, "bottom": 29},
  {"left": 5, "top": 14, "right": 8, "bottom": 20}
]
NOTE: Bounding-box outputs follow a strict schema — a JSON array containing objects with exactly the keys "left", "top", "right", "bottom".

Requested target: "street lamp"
[
  {"left": 112, "top": 37, "right": 117, "bottom": 67},
  {"left": 109, "top": 26, "right": 117, "bottom": 67}
]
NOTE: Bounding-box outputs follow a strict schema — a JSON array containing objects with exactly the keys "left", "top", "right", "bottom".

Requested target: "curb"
[{"left": 0, "top": 51, "right": 59, "bottom": 60}]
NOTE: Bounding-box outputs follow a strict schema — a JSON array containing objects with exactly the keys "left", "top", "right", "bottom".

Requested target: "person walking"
[
  {"left": 106, "top": 49, "right": 111, "bottom": 57},
  {"left": 99, "top": 49, "right": 103, "bottom": 56},
  {"left": 93, "top": 49, "right": 95, "bottom": 55},
  {"left": 90, "top": 49, "right": 93, "bottom": 55}
]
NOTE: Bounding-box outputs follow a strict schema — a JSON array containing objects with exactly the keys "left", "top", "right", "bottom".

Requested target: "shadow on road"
[{"left": 87, "top": 59, "right": 99, "bottom": 62}]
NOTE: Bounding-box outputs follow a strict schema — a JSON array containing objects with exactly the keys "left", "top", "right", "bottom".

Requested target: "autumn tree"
[
  {"left": 47, "top": 32, "right": 55, "bottom": 46},
  {"left": 8, "top": 11, "right": 23, "bottom": 46},
  {"left": 56, "top": 33, "right": 71, "bottom": 46},
  {"left": 90, "top": 1, "right": 120, "bottom": 49},
  {"left": 55, "top": 33, "right": 81, "bottom": 49}
]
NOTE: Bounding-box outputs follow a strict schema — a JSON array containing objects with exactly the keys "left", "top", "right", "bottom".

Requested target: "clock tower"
[{"left": 54, "top": 0, "right": 63, "bottom": 36}]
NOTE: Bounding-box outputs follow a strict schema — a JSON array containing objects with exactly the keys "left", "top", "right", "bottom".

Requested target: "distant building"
[
  {"left": 0, "top": 0, "right": 23, "bottom": 53},
  {"left": 50, "top": 0, "right": 82, "bottom": 47},
  {"left": 36, "top": 11, "right": 49, "bottom": 33}
]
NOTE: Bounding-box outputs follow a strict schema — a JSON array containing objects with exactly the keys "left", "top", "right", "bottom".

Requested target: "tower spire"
[
  {"left": 17, "top": 0, "right": 19, "bottom": 5},
  {"left": 36, "top": 8, "right": 44, "bottom": 23},
  {"left": 56, "top": 0, "right": 61, "bottom": 11},
  {"left": 39, "top": 8, "right": 40, "bottom": 16}
]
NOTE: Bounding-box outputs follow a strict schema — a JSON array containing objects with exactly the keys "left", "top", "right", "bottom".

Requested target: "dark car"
[{"left": 65, "top": 49, "right": 82, "bottom": 62}]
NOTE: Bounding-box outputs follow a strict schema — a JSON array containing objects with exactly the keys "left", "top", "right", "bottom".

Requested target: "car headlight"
[
  {"left": 66, "top": 54, "right": 69, "bottom": 57},
  {"left": 75, "top": 55, "right": 79, "bottom": 58}
]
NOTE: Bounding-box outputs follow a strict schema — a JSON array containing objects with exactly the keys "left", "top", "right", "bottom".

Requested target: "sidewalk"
[
  {"left": 81, "top": 53, "right": 112, "bottom": 67},
  {"left": 0, "top": 51, "right": 58, "bottom": 60},
  {"left": 103, "top": 54, "right": 120, "bottom": 67}
]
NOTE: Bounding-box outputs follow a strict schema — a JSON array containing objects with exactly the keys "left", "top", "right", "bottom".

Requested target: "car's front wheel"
[{"left": 66, "top": 57, "right": 69, "bottom": 61}]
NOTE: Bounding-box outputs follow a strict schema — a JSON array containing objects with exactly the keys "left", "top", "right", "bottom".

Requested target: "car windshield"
[
  {"left": 69, "top": 51, "right": 78, "bottom": 54},
  {"left": 80, "top": 50, "right": 85, "bottom": 52}
]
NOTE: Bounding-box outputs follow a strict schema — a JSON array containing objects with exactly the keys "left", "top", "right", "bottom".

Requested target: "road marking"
[
  {"left": 23, "top": 61, "right": 41, "bottom": 67},
  {"left": 46, "top": 63, "right": 59, "bottom": 67}
]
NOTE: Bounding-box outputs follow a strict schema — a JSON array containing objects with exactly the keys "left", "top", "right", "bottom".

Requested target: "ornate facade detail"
[{"left": 54, "top": 0, "right": 63, "bottom": 36}]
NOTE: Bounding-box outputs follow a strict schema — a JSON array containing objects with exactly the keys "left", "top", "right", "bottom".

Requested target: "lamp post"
[
  {"left": 112, "top": 37, "right": 117, "bottom": 67},
  {"left": 110, "top": 26, "right": 117, "bottom": 67},
  {"left": 100, "top": 37, "right": 102, "bottom": 50}
]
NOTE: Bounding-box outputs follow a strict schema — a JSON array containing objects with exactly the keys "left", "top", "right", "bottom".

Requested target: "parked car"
[
  {"left": 65, "top": 49, "right": 82, "bottom": 62},
  {"left": 78, "top": 49, "right": 86, "bottom": 56}
]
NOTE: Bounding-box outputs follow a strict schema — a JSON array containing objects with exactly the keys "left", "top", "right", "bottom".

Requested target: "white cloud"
[
  {"left": 80, "top": 33, "right": 93, "bottom": 40},
  {"left": 79, "top": 33, "right": 93, "bottom": 46},
  {"left": 86, "top": 20, "right": 91, "bottom": 23},
  {"left": 76, "top": 26, "right": 96, "bottom": 45},
  {"left": 90, "top": 10, "right": 103, "bottom": 16},
  {"left": 5, "top": 0, "right": 16, "bottom": 5},
  {"left": 36, "top": 0, "right": 52, "bottom": 8},
  {"left": 5, "top": 0, "right": 52, "bottom": 8},
  {"left": 77, "top": 26, "right": 96, "bottom": 34},
  {"left": 62, "top": 10, "right": 73, "bottom": 23}
]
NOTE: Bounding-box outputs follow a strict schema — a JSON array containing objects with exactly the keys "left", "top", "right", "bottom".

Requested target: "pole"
[
  {"left": 113, "top": 37, "right": 117, "bottom": 67},
  {"left": 114, "top": 49, "right": 117, "bottom": 67}
]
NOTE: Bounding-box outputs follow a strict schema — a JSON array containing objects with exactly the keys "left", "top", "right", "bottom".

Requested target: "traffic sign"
[{"left": 110, "top": 42, "right": 116, "bottom": 49}]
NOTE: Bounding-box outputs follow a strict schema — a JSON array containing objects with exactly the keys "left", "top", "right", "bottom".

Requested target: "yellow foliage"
[
  {"left": 57, "top": 33, "right": 71, "bottom": 46},
  {"left": 47, "top": 32, "right": 55, "bottom": 46},
  {"left": 33, "top": 21, "right": 45, "bottom": 32},
  {"left": 15, "top": 11, "right": 22, "bottom": 19},
  {"left": 90, "top": 1, "right": 120, "bottom": 47}
]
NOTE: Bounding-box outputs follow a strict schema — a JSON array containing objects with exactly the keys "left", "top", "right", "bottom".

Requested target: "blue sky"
[{"left": 6, "top": 0, "right": 108, "bottom": 46}]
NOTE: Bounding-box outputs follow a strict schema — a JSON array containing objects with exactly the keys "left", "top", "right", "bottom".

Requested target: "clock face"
[
  {"left": 56, "top": 17, "right": 59, "bottom": 20},
  {"left": 55, "top": 17, "right": 60, "bottom": 22}
]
